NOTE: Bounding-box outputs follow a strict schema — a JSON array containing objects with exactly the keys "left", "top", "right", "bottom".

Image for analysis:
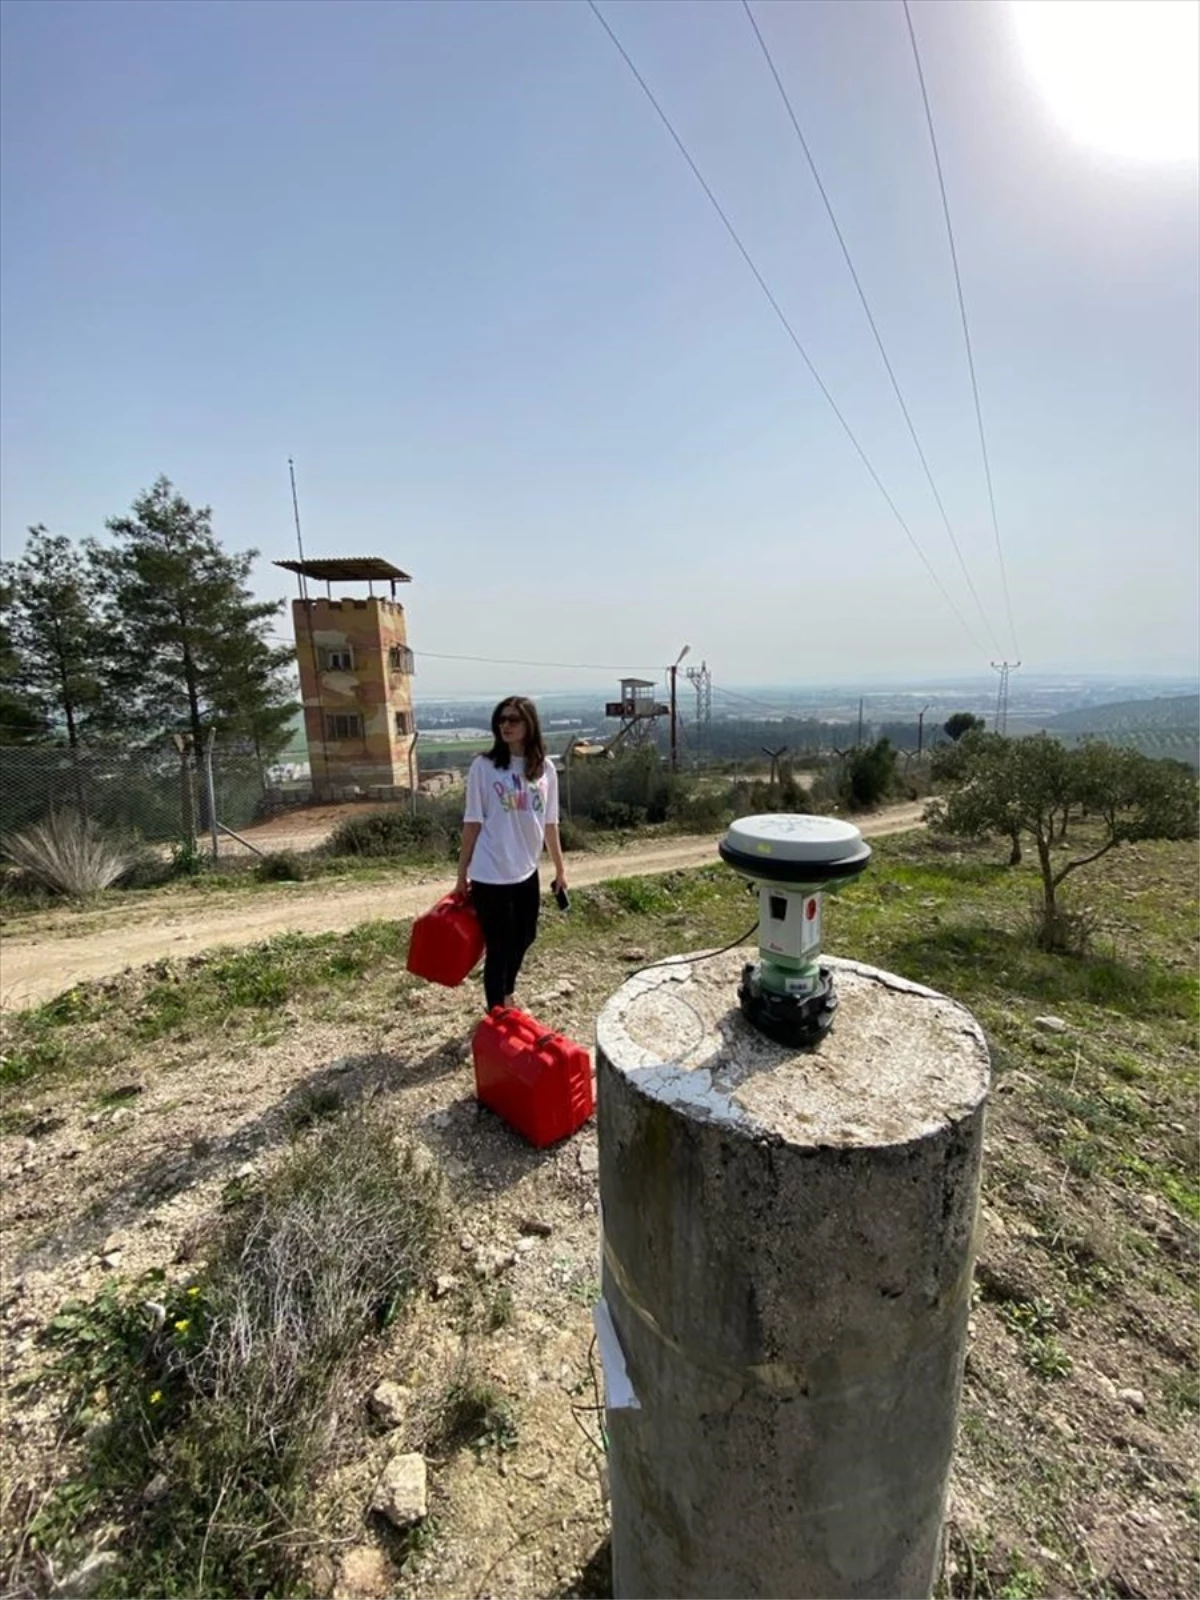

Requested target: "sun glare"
[{"left": 1011, "top": 0, "right": 1199, "bottom": 163}]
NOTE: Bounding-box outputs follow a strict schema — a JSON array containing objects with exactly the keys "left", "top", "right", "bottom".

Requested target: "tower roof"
[{"left": 275, "top": 557, "right": 412, "bottom": 583}]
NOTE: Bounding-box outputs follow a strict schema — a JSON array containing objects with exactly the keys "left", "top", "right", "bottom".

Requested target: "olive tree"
[{"left": 927, "top": 732, "right": 1198, "bottom": 948}]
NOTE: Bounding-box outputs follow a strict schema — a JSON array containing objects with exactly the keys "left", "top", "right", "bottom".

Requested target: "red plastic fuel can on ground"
[
  {"left": 406, "top": 894, "right": 485, "bottom": 987},
  {"left": 472, "top": 1007, "right": 594, "bottom": 1147}
]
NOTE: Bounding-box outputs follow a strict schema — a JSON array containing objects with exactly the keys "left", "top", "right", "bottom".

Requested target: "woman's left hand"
[{"left": 553, "top": 869, "right": 568, "bottom": 892}]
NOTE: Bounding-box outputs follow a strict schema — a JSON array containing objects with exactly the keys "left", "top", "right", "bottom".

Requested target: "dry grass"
[{"left": 2, "top": 809, "right": 136, "bottom": 898}]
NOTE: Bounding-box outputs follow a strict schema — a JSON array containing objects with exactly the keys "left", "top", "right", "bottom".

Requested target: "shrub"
[
  {"left": 592, "top": 799, "right": 646, "bottom": 830},
  {"left": 255, "top": 850, "right": 309, "bottom": 883},
  {"left": 435, "top": 1373, "right": 518, "bottom": 1457},
  {"left": 839, "top": 739, "right": 899, "bottom": 811},
  {"left": 326, "top": 807, "right": 450, "bottom": 859},
  {"left": 556, "top": 816, "right": 592, "bottom": 852},
  {"left": 671, "top": 789, "right": 731, "bottom": 831},
  {"left": 730, "top": 777, "right": 810, "bottom": 818},
  {"left": 37, "top": 1106, "right": 444, "bottom": 1598},
  {"left": 1, "top": 809, "right": 136, "bottom": 897},
  {"left": 168, "top": 835, "right": 208, "bottom": 878}
]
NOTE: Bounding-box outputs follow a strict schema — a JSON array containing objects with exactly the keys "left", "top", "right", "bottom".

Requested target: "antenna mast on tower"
[{"left": 288, "top": 458, "right": 309, "bottom": 598}]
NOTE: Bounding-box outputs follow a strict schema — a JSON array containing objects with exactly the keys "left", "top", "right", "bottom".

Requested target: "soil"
[
  {"left": 2, "top": 811, "right": 1193, "bottom": 1600},
  {"left": 0, "top": 804, "right": 926, "bottom": 1012}
]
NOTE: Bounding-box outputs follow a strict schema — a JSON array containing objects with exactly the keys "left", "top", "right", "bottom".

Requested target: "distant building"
[{"left": 275, "top": 557, "right": 418, "bottom": 801}]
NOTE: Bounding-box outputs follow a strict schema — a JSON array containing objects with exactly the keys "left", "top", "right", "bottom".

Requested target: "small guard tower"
[
  {"left": 574, "top": 677, "right": 670, "bottom": 758},
  {"left": 275, "top": 557, "right": 417, "bottom": 801},
  {"left": 606, "top": 678, "right": 668, "bottom": 747}
]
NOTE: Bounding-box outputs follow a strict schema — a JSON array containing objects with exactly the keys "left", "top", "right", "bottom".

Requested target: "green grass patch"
[
  {"left": 434, "top": 1374, "right": 518, "bottom": 1459},
  {"left": 0, "top": 921, "right": 417, "bottom": 1093}
]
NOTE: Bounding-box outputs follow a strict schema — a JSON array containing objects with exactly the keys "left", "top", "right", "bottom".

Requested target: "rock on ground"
[
  {"left": 368, "top": 1379, "right": 411, "bottom": 1429},
  {"left": 371, "top": 1451, "right": 428, "bottom": 1529}
]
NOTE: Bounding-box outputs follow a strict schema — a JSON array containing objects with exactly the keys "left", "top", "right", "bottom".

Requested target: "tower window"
[
  {"left": 389, "top": 645, "right": 414, "bottom": 673},
  {"left": 326, "top": 713, "right": 363, "bottom": 741},
  {"left": 394, "top": 710, "right": 413, "bottom": 737},
  {"left": 321, "top": 647, "right": 354, "bottom": 672}
]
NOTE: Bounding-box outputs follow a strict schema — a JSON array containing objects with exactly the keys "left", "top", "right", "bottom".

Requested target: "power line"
[
  {"left": 742, "top": 0, "right": 1004, "bottom": 659},
  {"left": 266, "top": 632, "right": 665, "bottom": 677},
  {"left": 585, "top": 0, "right": 990, "bottom": 660},
  {"left": 412, "top": 648, "right": 663, "bottom": 673},
  {"left": 902, "top": 0, "right": 1020, "bottom": 661},
  {"left": 711, "top": 683, "right": 805, "bottom": 717}
]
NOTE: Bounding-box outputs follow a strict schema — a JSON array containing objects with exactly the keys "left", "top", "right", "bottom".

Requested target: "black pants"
[{"left": 471, "top": 872, "right": 540, "bottom": 1010}]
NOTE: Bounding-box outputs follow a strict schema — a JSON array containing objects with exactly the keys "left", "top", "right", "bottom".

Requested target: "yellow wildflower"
[
  {"left": 149, "top": 1390, "right": 163, "bottom": 1405},
  {"left": 173, "top": 1318, "right": 190, "bottom": 1334}
]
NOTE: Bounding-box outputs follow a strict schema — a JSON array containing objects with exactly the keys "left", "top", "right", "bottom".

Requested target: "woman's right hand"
[{"left": 455, "top": 873, "right": 470, "bottom": 901}]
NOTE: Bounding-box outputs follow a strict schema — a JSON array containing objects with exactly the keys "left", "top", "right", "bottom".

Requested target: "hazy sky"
[{"left": 2, "top": 0, "right": 1197, "bottom": 697}]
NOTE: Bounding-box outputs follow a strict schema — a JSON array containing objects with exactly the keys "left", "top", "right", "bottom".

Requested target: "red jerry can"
[
  {"left": 472, "top": 1007, "right": 595, "bottom": 1148},
  {"left": 406, "top": 894, "right": 485, "bottom": 987}
]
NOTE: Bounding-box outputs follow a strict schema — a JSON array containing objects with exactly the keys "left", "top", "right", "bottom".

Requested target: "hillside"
[
  {"left": 1, "top": 828, "right": 1196, "bottom": 1599},
  {"left": 1043, "top": 694, "right": 1199, "bottom": 768}
]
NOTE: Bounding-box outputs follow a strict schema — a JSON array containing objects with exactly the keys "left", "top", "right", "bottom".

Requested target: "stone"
[
  {"left": 515, "top": 1237, "right": 536, "bottom": 1255},
  {"left": 336, "top": 1544, "right": 393, "bottom": 1598},
  {"left": 577, "top": 1143, "right": 599, "bottom": 1176},
  {"left": 620, "top": 948, "right": 648, "bottom": 963},
  {"left": 371, "top": 1452, "right": 427, "bottom": 1529},
  {"left": 431, "top": 1274, "right": 459, "bottom": 1301},
  {"left": 1034, "top": 1015, "right": 1069, "bottom": 1034},
  {"left": 143, "top": 1471, "right": 170, "bottom": 1504},
  {"left": 1118, "top": 1387, "right": 1147, "bottom": 1413},
  {"left": 368, "top": 1380, "right": 411, "bottom": 1428},
  {"left": 56, "top": 1551, "right": 120, "bottom": 1597},
  {"left": 1045, "top": 1411, "right": 1074, "bottom": 1440},
  {"left": 234, "top": 1162, "right": 254, "bottom": 1181},
  {"left": 519, "top": 1217, "right": 554, "bottom": 1237},
  {"left": 100, "top": 1252, "right": 123, "bottom": 1271}
]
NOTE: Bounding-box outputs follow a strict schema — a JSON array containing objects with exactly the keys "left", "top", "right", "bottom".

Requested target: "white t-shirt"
[{"left": 464, "top": 754, "right": 560, "bottom": 885}]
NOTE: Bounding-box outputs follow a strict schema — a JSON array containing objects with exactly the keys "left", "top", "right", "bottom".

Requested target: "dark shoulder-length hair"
[{"left": 486, "top": 695, "right": 547, "bottom": 781}]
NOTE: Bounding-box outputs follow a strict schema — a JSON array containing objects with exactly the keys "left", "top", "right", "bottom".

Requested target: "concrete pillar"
[{"left": 595, "top": 951, "right": 990, "bottom": 1600}]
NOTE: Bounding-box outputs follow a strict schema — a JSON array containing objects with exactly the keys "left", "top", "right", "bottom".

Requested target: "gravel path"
[{"left": 0, "top": 804, "right": 926, "bottom": 1011}]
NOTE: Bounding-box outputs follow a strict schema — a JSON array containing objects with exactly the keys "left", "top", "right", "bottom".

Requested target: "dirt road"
[{"left": 0, "top": 804, "right": 925, "bottom": 1011}]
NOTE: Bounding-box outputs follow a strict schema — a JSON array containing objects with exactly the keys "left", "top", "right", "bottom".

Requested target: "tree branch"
[{"left": 1052, "top": 836, "right": 1118, "bottom": 888}]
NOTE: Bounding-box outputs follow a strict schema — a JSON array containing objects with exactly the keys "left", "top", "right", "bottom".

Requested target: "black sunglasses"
[{"left": 497, "top": 713, "right": 525, "bottom": 725}]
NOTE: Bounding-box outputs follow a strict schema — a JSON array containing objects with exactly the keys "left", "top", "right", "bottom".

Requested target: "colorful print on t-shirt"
[{"left": 493, "top": 773, "right": 545, "bottom": 814}]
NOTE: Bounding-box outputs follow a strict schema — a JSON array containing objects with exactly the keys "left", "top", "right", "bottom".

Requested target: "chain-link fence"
[{"left": 0, "top": 739, "right": 270, "bottom": 846}]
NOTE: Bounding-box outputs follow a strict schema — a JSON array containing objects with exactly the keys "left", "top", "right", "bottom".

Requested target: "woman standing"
[{"left": 455, "top": 695, "right": 567, "bottom": 1012}]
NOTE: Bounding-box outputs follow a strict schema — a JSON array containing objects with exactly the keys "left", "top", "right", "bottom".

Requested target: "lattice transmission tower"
[
  {"left": 685, "top": 660, "right": 712, "bottom": 763},
  {"left": 991, "top": 660, "right": 1019, "bottom": 734}
]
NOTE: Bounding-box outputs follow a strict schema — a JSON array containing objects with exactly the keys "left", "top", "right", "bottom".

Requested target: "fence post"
[
  {"left": 172, "top": 734, "right": 195, "bottom": 846},
  {"left": 204, "top": 728, "right": 219, "bottom": 860},
  {"left": 408, "top": 730, "right": 421, "bottom": 818}
]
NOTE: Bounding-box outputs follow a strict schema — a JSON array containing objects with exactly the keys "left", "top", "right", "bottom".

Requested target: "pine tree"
[
  {"left": 0, "top": 526, "right": 110, "bottom": 747},
  {"left": 0, "top": 576, "right": 48, "bottom": 743},
  {"left": 94, "top": 478, "right": 296, "bottom": 817}
]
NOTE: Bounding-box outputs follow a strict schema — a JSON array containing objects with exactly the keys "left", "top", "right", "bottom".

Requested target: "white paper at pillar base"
[{"left": 593, "top": 1298, "right": 640, "bottom": 1410}]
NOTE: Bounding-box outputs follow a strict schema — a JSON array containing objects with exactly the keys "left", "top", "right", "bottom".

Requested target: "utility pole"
[
  {"left": 857, "top": 697, "right": 865, "bottom": 749},
  {"left": 669, "top": 644, "right": 691, "bottom": 773},
  {"left": 917, "top": 704, "right": 930, "bottom": 760},
  {"left": 564, "top": 735, "right": 578, "bottom": 821}
]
